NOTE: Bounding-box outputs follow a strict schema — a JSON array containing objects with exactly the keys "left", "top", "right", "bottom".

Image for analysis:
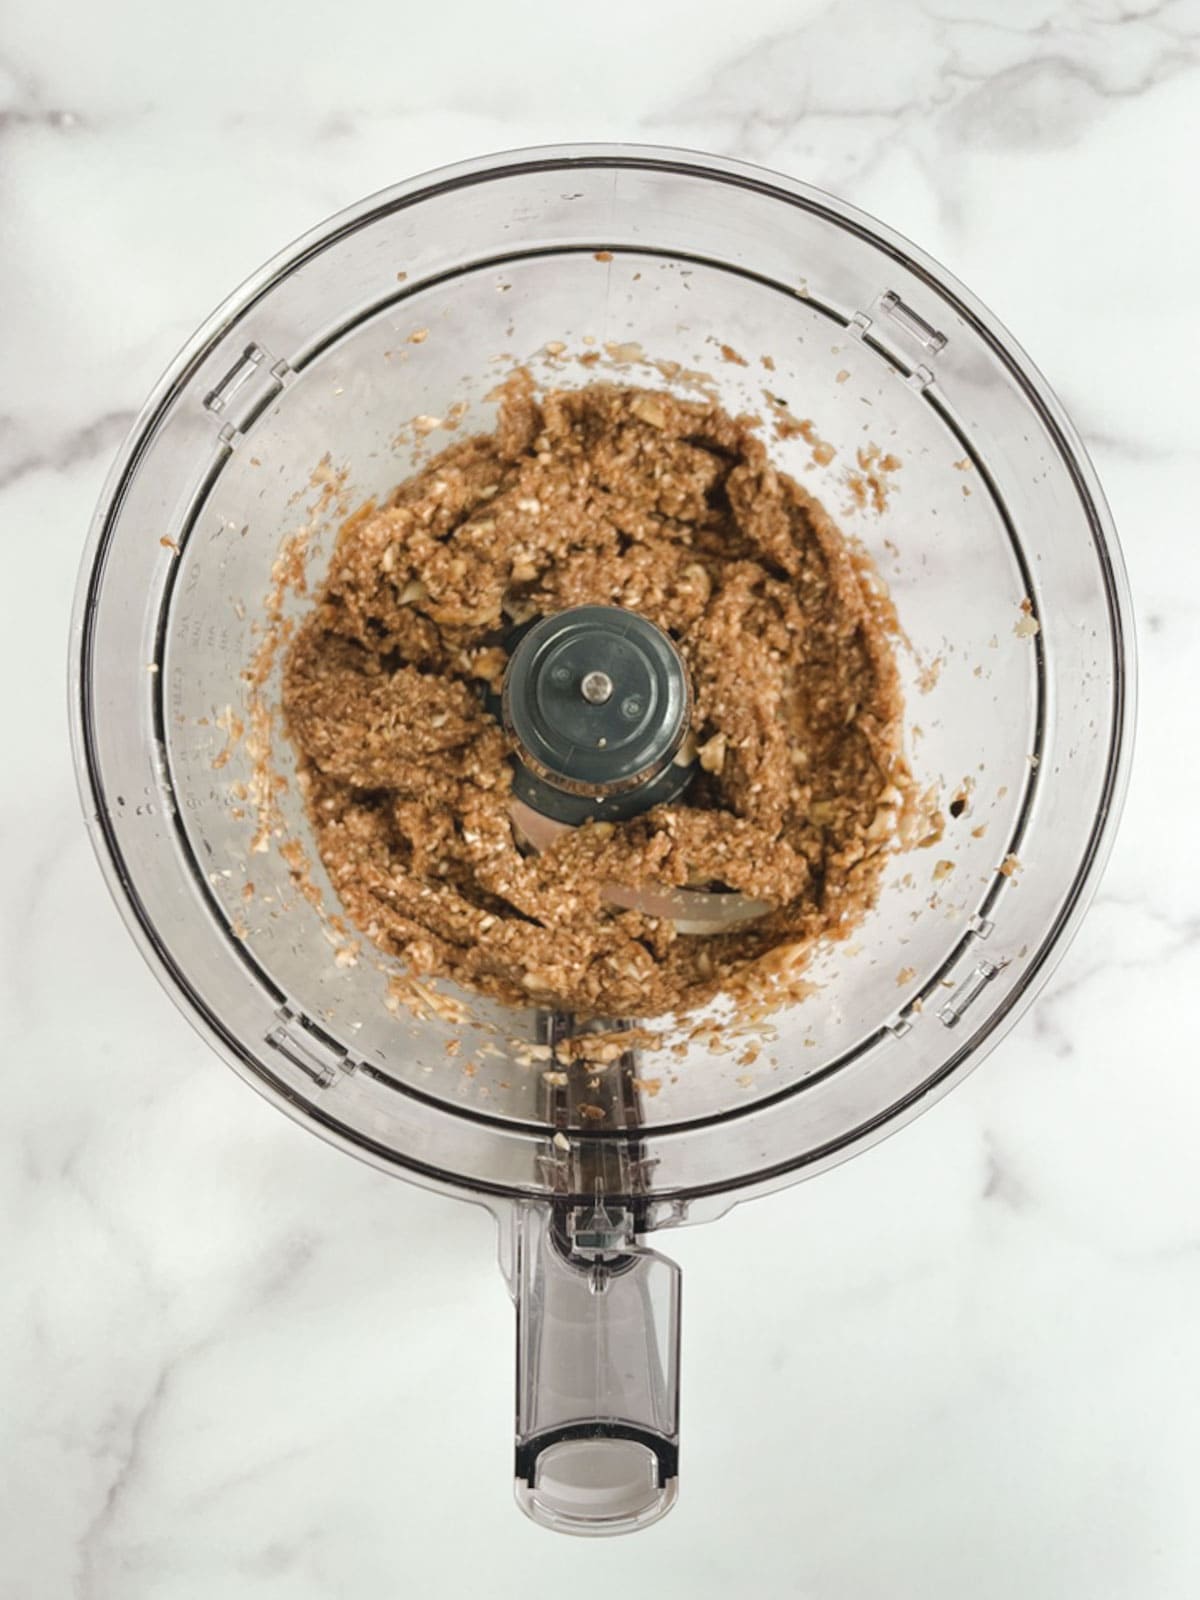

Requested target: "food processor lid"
[{"left": 70, "top": 143, "right": 1136, "bottom": 1208}]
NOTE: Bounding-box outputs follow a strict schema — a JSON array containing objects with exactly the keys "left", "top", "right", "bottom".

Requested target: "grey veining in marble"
[{"left": 2, "top": 1, "right": 1198, "bottom": 1596}]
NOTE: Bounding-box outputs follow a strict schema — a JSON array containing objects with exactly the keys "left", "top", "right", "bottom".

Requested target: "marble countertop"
[{"left": 3, "top": 0, "right": 1198, "bottom": 1595}]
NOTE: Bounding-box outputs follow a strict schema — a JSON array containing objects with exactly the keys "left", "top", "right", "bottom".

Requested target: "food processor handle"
[{"left": 503, "top": 1200, "right": 681, "bottom": 1536}]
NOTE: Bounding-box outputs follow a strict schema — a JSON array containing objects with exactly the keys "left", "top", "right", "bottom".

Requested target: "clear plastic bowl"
[{"left": 71, "top": 145, "right": 1135, "bottom": 1535}]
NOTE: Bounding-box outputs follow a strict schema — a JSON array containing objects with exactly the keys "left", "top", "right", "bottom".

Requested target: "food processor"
[{"left": 70, "top": 145, "right": 1135, "bottom": 1537}]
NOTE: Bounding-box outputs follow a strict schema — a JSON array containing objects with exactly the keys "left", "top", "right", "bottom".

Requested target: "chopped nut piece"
[
  {"left": 630, "top": 393, "right": 668, "bottom": 428},
  {"left": 698, "top": 731, "right": 727, "bottom": 774}
]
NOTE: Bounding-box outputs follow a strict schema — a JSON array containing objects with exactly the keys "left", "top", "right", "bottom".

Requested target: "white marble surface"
[{"left": 3, "top": 0, "right": 1199, "bottom": 1594}]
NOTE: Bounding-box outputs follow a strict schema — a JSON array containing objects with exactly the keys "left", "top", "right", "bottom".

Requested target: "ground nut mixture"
[{"left": 283, "top": 376, "right": 911, "bottom": 1017}]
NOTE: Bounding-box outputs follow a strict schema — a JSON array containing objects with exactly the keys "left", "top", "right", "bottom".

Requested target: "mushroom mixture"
[{"left": 283, "top": 375, "right": 911, "bottom": 1016}]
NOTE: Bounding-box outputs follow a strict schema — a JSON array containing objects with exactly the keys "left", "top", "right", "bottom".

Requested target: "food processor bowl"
[{"left": 71, "top": 145, "right": 1135, "bottom": 1535}]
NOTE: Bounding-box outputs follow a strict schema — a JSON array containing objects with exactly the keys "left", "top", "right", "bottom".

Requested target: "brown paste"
[{"left": 282, "top": 376, "right": 911, "bottom": 1018}]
